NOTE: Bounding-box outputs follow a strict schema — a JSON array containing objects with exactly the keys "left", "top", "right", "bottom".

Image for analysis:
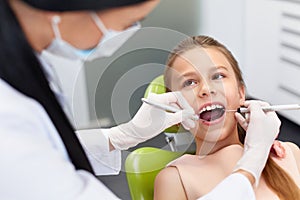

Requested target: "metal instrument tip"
[{"left": 225, "top": 109, "right": 237, "bottom": 112}]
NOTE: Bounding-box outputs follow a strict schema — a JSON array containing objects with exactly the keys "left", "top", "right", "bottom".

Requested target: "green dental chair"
[
  {"left": 125, "top": 147, "right": 183, "bottom": 200},
  {"left": 125, "top": 75, "right": 195, "bottom": 200}
]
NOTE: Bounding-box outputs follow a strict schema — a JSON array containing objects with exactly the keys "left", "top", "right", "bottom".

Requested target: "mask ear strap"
[
  {"left": 51, "top": 15, "right": 62, "bottom": 39},
  {"left": 90, "top": 12, "right": 108, "bottom": 35}
]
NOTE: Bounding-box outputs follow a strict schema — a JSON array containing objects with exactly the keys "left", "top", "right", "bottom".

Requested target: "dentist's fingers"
[
  {"left": 147, "top": 92, "right": 194, "bottom": 113},
  {"left": 165, "top": 110, "right": 195, "bottom": 130},
  {"left": 235, "top": 112, "right": 248, "bottom": 130},
  {"left": 147, "top": 92, "right": 197, "bottom": 130},
  {"left": 181, "top": 119, "right": 195, "bottom": 130},
  {"left": 181, "top": 111, "right": 196, "bottom": 130},
  {"left": 236, "top": 100, "right": 272, "bottom": 131},
  {"left": 244, "top": 100, "right": 281, "bottom": 136},
  {"left": 244, "top": 100, "right": 270, "bottom": 107}
]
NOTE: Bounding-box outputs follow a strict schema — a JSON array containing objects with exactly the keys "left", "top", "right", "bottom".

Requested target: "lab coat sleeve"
[
  {"left": 197, "top": 173, "right": 256, "bottom": 200},
  {"left": 76, "top": 128, "right": 122, "bottom": 175},
  {"left": 0, "top": 124, "right": 120, "bottom": 200}
]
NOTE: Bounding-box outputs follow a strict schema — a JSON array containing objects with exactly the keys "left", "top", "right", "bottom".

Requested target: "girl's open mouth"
[{"left": 198, "top": 103, "right": 225, "bottom": 123}]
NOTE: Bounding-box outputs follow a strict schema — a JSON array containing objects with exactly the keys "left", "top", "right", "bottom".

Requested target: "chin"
[{"left": 194, "top": 126, "right": 234, "bottom": 143}]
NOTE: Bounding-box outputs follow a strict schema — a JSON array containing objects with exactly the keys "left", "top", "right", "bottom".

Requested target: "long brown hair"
[{"left": 164, "top": 35, "right": 300, "bottom": 200}]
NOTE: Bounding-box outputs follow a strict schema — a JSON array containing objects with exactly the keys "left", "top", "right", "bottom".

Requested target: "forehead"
[{"left": 171, "top": 47, "right": 232, "bottom": 73}]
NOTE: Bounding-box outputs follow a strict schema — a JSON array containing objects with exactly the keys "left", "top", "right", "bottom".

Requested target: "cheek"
[{"left": 224, "top": 87, "right": 242, "bottom": 106}]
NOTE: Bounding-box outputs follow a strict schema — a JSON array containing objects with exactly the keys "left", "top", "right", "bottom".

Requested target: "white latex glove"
[
  {"left": 108, "top": 92, "right": 196, "bottom": 150},
  {"left": 234, "top": 100, "right": 281, "bottom": 186}
]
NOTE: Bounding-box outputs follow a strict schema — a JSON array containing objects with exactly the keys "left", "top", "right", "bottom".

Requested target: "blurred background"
[{"left": 52, "top": 0, "right": 300, "bottom": 199}]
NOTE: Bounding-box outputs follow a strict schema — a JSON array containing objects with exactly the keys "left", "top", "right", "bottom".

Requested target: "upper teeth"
[{"left": 199, "top": 104, "right": 224, "bottom": 114}]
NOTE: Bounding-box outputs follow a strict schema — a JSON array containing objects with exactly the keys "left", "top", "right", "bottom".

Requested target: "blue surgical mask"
[
  {"left": 75, "top": 48, "right": 95, "bottom": 58},
  {"left": 41, "top": 13, "right": 141, "bottom": 62}
]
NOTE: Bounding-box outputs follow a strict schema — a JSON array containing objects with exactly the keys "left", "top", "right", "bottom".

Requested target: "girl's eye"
[
  {"left": 212, "top": 73, "right": 225, "bottom": 80},
  {"left": 183, "top": 79, "right": 197, "bottom": 87}
]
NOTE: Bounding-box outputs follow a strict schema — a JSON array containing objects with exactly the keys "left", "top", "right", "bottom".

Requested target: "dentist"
[
  {"left": 0, "top": 0, "right": 280, "bottom": 199},
  {"left": 0, "top": 0, "right": 196, "bottom": 199}
]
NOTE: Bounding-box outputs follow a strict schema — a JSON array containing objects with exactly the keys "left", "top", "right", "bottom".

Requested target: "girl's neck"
[{"left": 195, "top": 131, "right": 241, "bottom": 156}]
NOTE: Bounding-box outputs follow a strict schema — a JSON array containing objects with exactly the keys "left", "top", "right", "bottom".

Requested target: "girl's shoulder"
[
  {"left": 281, "top": 141, "right": 300, "bottom": 169},
  {"left": 168, "top": 144, "right": 243, "bottom": 171}
]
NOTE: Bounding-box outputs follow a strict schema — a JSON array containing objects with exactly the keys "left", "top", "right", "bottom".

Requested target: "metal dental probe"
[
  {"left": 141, "top": 98, "right": 199, "bottom": 120},
  {"left": 142, "top": 98, "right": 300, "bottom": 119},
  {"left": 226, "top": 104, "right": 300, "bottom": 113}
]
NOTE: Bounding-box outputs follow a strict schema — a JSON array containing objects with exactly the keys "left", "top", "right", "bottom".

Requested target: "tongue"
[{"left": 200, "top": 109, "right": 225, "bottom": 121}]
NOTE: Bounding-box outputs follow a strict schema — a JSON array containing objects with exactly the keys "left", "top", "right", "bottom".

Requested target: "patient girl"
[{"left": 154, "top": 35, "right": 300, "bottom": 200}]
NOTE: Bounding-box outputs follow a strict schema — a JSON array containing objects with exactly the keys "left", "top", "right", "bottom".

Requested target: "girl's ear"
[{"left": 239, "top": 84, "right": 246, "bottom": 106}]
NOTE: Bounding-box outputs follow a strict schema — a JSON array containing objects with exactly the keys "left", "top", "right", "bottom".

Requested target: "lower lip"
[{"left": 199, "top": 112, "right": 226, "bottom": 126}]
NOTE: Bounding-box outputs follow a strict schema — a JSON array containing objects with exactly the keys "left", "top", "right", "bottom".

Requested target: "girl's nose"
[{"left": 198, "top": 83, "right": 216, "bottom": 98}]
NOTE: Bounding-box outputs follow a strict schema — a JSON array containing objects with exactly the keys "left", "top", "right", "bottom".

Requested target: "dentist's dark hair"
[
  {"left": 164, "top": 35, "right": 300, "bottom": 200},
  {"left": 0, "top": 0, "right": 93, "bottom": 173},
  {"left": 23, "top": 0, "right": 146, "bottom": 11}
]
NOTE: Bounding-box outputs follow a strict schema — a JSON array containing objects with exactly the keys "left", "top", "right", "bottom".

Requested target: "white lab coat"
[
  {"left": 36, "top": 52, "right": 122, "bottom": 175},
  {"left": 0, "top": 78, "right": 121, "bottom": 199}
]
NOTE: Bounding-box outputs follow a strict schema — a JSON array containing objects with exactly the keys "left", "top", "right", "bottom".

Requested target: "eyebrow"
[
  {"left": 180, "top": 65, "right": 229, "bottom": 77},
  {"left": 179, "top": 71, "right": 198, "bottom": 77},
  {"left": 175, "top": 71, "right": 198, "bottom": 83},
  {"left": 210, "top": 66, "right": 229, "bottom": 72}
]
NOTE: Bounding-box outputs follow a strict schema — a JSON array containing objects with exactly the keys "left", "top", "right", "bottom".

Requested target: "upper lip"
[{"left": 198, "top": 102, "right": 225, "bottom": 114}]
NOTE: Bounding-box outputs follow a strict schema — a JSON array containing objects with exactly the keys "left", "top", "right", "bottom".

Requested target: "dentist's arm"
[
  {"left": 108, "top": 92, "right": 196, "bottom": 150},
  {"left": 76, "top": 92, "right": 195, "bottom": 175},
  {"left": 197, "top": 100, "right": 281, "bottom": 200},
  {"left": 234, "top": 100, "right": 280, "bottom": 186}
]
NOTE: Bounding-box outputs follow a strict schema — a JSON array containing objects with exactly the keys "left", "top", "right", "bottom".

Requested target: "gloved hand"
[
  {"left": 234, "top": 100, "right": 281, "bottom": 186},
  {"left": 108, "top": 92, "right": 196, "bottom": 150}
]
